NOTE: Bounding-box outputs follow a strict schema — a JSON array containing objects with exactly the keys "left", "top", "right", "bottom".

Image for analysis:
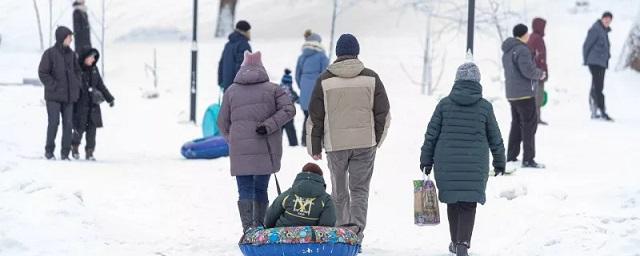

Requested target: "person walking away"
[
  {"left": 218, "top": 21, "right": 252, "bottom": 92},
  {"left": 501, "top": 24, "right": 546, "bottom": 169},
  {"left": 295, "top": 32, "right": 329, "bottom": 146},
  {"left": 280, "top": 68, "right": 299, "bottom": 146},
  {"left": 72, "top": 0, "right": 92, "bottom": 53},
  {"left": 420, "top": 62, "right": 506, "bottom": 256},
  {"left": 217, "top": 51, "right": 296, "bottom": 232},
  {"left": 264, "top": 163, "right": 336, "bottom": 228},
  {"left": 307, "top": 34, "right": 391, "bottom": 246},
  {"left": 527, "top": 17, "right": 549, "bottom": 125},
  {"left": 38, "top": 26, "right": 82, "bottom": 160},
  {"left": 583, "top": 12, "right": 614, "bottom": 121},
  {"left": 71, "top": 48, "right": 115, "bottom": 161}
]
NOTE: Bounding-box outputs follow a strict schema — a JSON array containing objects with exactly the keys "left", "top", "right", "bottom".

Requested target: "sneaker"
[
  {"left": 449, "top": 242, "right": 457, "bottom": 254},
  {"left": 506, "top": 160, "right": 519, "bottom": 173},
  {"left": 60, "top": 156, "right": 71, "bottom": 161},
  {"left": 522, "top": 160, "right": 545, "bottom": 169},
  {"left": 71, "top": 145, "right": 80, "bottom": 160},
  {"left": 601, "top": 113, "right": 614, "bottom": 122},
  {"left": 45, "top": 152, "right": 56, "bottom": 160}
]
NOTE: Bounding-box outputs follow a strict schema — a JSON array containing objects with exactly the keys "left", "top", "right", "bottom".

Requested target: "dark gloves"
[
  {"left": 420, "top": 164, "right": 432, "bottom": 175},
  {"left": 494, "top": 168, "right": 505, "bottom": 176},
  {"left": 109, "top": 101, "right": 115, "bottom": 107},
  {"left": 255, "top": 125, "right": 268, "bottom": 135}
]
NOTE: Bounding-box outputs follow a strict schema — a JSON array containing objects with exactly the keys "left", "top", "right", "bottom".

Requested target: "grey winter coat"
[
  {"left": 501, "top": 38, "right": 544, "bottom": 100},
  {"left": 217, "top": 63, "right": 296, "bottom": 176},
  {"left": 38, "top": 27, "right": 82, "bottom": 103},
  {"left": 583, "top": 20, "right": 611, "bottom": 69}
]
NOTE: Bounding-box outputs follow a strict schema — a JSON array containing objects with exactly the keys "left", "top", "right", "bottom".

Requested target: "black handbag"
[{"left": 89, "top": 87, "right": 105, "bottom": 105}]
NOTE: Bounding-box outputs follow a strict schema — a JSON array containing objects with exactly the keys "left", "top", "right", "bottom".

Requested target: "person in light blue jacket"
[{"left": 295, "top": 32, "right": 329, "bottom": 146}]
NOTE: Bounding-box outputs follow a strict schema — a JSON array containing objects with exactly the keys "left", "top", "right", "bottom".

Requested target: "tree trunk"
[
  {"left": 33, "top": 0, "right": 44, "bottom": 50},
  {"left": 215, "top": 0, "right": 238, "bottom": 38}
]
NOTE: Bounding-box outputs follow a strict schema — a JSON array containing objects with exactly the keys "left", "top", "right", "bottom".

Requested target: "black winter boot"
[
  {"left": 449, "top": 242, "right": 457, "bottom": 254},
  {"left": 456, "top": 242, "right": 469, "bottom": 256},
  {"left": 237, "top": 200, "right": 253, "bottom": 232},
  {"left": 45, "top": 152, "right": 56, "bottom": 160},
  {"left": 72, "top": 145, "right": 80, "bottom": 160},
  {"left": 253, "top": 201, "right": 269, "bottom": 228},
  {"left": 86, "top": 149, "right": 96, "bottom": 161}
]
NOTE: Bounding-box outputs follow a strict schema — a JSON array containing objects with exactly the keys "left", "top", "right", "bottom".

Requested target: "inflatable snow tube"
[
  {"left": 181, "top": 136, "right": 229, "bottom": 159},
  {"left": 239, "top": 226, "right": 360, "bottom": 256},
  {"left": 202, "top": 103, "right": 221, "bottom": 137}
]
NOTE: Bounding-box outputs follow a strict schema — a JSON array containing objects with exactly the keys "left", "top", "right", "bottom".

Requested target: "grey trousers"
[{"left": 326, "top": 146, "right": 377, "bottom": 240}]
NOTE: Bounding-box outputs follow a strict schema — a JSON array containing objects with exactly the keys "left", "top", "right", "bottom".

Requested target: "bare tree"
[
  {"left": 215, "top": 0, "right": 238, "bottom": 38},
  {"left": 33, "top": 0, "right": 45, "bottom": 50}
]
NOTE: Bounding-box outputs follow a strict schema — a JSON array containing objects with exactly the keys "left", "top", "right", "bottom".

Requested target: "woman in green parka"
[{"left": 420, "top": 62, "right": 506, "bottom": 256}]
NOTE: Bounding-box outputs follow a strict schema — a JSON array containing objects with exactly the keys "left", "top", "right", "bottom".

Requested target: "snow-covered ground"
[{"left": 1, "top": 0, "right": 640, "bottom": 255}]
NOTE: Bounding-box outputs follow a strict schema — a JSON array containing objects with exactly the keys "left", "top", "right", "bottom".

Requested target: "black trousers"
[
  {"left": 282, "top": 120, "right": 298, "bottom": 146},
  {"left": 45, "top": 101, "right": 74, "bottom": 155},
  {"left": 301, "top": 110, "right": 309, "bottom": 145},
  {"left": 588, "top": 65, "right": 606, "bottom": 114},
  {"left": 507, "top": 98, "right": 538, "bottom": 162},
  {"left": 72, "top": 122, "right": 97, "bottom": 151},
  {"left": 447, "top": 202, "right": 477, "bottom": 246}
]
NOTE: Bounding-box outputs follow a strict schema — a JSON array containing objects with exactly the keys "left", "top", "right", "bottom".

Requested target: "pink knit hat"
[{"left": 241, "top": 51, "right": 263, "bottom": 67}]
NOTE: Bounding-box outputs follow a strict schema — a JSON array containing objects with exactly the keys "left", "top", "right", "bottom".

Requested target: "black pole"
[
  {"left": 466, "top": 0, "right": 475, "bottom": 54},
  {"left": 189, "top": 0, "right": 198, "bottom": 123}
]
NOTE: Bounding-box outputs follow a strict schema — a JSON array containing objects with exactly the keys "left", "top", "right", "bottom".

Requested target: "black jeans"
[
  {"left": 45, "top": 101, "right": 74, "bottom": 156},
  {"left": 282, "top": 120, "right": 298, "bottom": 146},
  {"left": 72, "top": 122, "right": 97, "bottom": 151},
  {"left": 301, "top": 110, "right": 309, "bottom": 145},
  {"left": 447, "top": 202, "right": 477, "bottom": 246},
  {"left": 507, "top": 98, "right": 538, "bottom": 162},
  {"left": 588, "top": 65, "right": 606, "bottom": 115}
]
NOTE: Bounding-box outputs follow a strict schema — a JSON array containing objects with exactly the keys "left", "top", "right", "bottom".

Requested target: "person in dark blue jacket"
[
  {"left": 280, "top": 68, "right": 299, "bottom": 146},
  {"left": 583, "top": 12, "right": 613, "bottom": 121},
  {"left": 218, "top": 20, "right": 252, "bottom": 91},
  {"left": 295, "top": 32, "right": 329, "bottom": 146}
]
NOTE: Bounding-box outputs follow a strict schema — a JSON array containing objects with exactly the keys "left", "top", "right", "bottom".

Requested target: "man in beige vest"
[{"left": 307, "top": 34, "right": 390, "bottom": 245}]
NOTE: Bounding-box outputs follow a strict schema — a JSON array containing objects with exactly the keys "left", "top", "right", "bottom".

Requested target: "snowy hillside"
[{"left": 1, "top": 0, "right": 640, "bottom": 255}]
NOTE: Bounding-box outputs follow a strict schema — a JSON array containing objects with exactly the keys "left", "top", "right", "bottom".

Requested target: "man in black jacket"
[
  {"left": 38, "top": 26, "right": 82, "bottom": 160},
  {"left": 72, "top": 0, "right": 92, "bottom": 53}
]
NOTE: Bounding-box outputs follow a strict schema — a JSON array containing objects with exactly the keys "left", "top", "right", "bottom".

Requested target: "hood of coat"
[
  {"left": 79, "top": 48, "right": 100, "bottom": 69},
  {"left": 501, "top": 37, "right": 526, "bottom": 53},
  {"left": 449, "top": 80, "right": 483, "bottom": 106},
  {"left": 593, "top": 19, "right": 612, "bottom": 33},
  {"left": 532, "top": 18, "right": 546, "bottom": 36},
  {"left": 55, "top": 26, "right": 73, "bottom": 47},
  {"left": 233, "top": 65, "right": 270, "bottom": 85},
  {"left": 327, "top": 56, "right": 364, "bottom": 78},
  {"left": 228, "top": 30, "right": 249, "bottom": 42},
  {"left": 291, "top": 172, "right": 326, "bottom": 198}
]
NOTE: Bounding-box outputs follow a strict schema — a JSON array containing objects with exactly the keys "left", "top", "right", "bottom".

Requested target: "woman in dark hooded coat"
[{"left": 71, "top": 48, "right": 115, "bottom": 161}]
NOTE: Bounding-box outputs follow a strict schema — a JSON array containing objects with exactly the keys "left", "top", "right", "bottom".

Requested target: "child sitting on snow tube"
[{"left": 264, "top": 163, "right": 336, "bottom": 228}]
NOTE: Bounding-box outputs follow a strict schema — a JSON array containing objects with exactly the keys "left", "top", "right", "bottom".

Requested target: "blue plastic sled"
[
  {"left": 239, "top": 226, "right": 360, "bottom": 256},
  {"left": 202, "top": 103, "right": 221, "bottom": 137},
  {"left": 240, "top": 243, "right": 359, "bottom": 256},
  {"left": 181, "top": 136, "right": 229, "bottom": 159}
]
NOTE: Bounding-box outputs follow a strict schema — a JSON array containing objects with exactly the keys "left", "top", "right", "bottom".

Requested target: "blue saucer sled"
[
  {"left": 180, "top": 136, "right": 229, "bottom": 159},
  {"left": 239, "top": 226, "right": 360, "bottom": 256}
]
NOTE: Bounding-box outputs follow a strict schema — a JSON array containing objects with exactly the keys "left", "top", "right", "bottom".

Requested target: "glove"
[
  {"left": 255, "top": 125, "right": 268, "bottom": 135},
  {"left": 420, "top": 164, "right": 432, "bottom": 175},
  {"left": 109, "top": 101, "right": 115, "bottom": 107},
  {"left": 494, "top": 168, "right": 505, "bottom": 176}
]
